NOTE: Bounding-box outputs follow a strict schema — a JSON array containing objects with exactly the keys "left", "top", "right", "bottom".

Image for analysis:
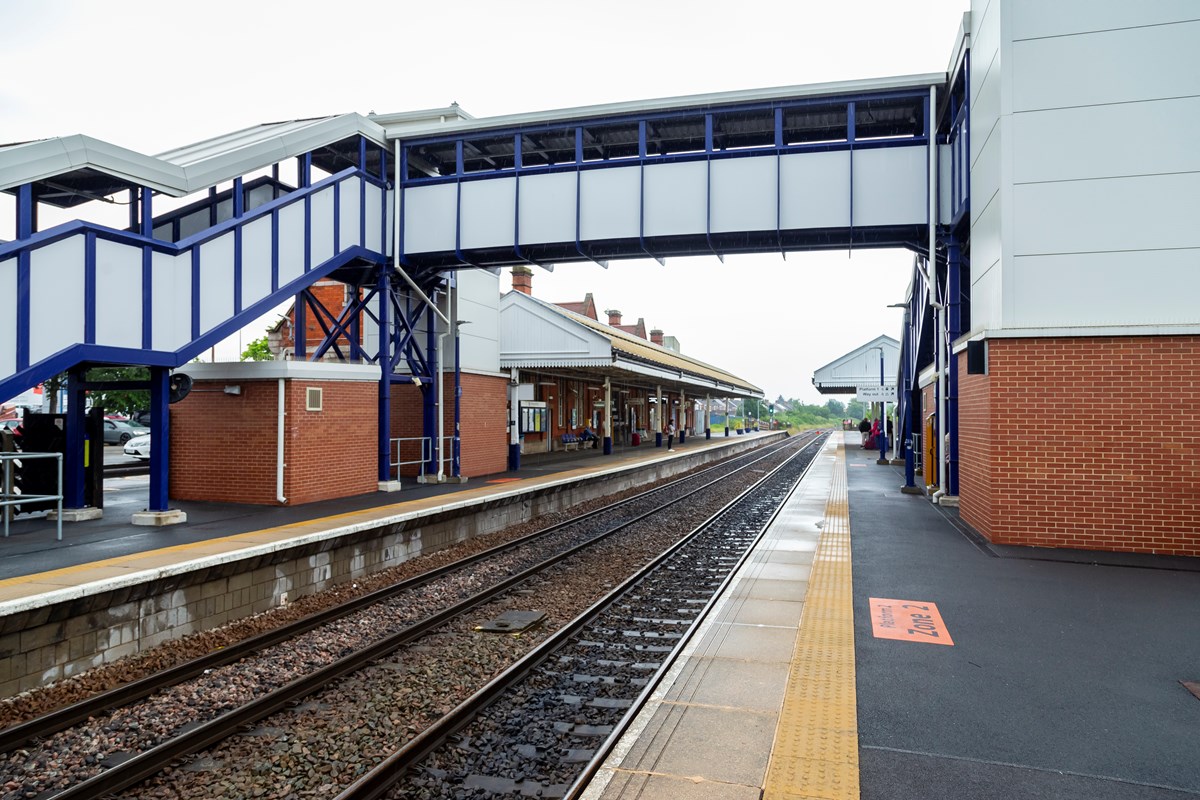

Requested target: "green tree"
[
  {"left": 824, "top": 398, "right": 845, "bottom": 416},
  {"left": 86, "top": 366, "right": 150, "bottom": 417},
  {"left": 847, "top": 399, "right": 866, "bottom": 420},
  {"left": 241, "top": 336, "right": 274, "bottom": 362}
]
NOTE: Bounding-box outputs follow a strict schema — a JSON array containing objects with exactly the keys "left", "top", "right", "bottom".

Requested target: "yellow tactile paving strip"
[{"left": 763, "top": 436, "right": 858, "bottom": 800}]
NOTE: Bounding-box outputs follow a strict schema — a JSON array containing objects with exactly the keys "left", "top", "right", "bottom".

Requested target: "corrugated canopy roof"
[{"left": 530, "top": 294, "right": 761, "bottom": 396}]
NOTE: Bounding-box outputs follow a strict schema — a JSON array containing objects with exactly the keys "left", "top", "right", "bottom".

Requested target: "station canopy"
[{"left": 811, "top": 335, "right": 899, "bottom": 395}]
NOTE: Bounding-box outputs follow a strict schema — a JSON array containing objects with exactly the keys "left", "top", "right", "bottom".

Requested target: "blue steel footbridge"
[{"left": 0, "top": 67, "right": 970, "bottom": 513}]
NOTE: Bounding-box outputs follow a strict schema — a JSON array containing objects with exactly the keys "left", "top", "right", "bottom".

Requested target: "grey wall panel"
[
  {"left": 970, "top": 257, "right": 1002, "bottom": 334},
  {"left": 710, "top": 156, "right": 776, "bottom": 234},
  {"left": 0, "top": 258, "right": 13, "bottom": 380},
  {"left": 455, "top": 268, "right": 500, "bottom": 373},
  {"left": 310, "top": 187, "right": 335, "bottom": 266},
  {"left": 970, "top": 55, "right": 1002, "bottom": 168},
  {"left": 580, "top": 166, "right": 640, "bottom": 241},
  {"left": 460, "top": 177, "right": 516, "bottom": 250},
  {"left": 938, "top": 144, "right": 952, "bottom": 224},
  {"left": 29, "top": 238, "right": 84, "bottom": 364},
  {"left": 1010, "top": 250, "right": 1200, "bottom": 328},
  {"left": 643, "top": 161, "right": 707, "bottom": 237},
  {"left": 1014, "top": 97, "right": 1200, "bottom": 184},
  {"left": 199, "top": 233, "right": 235, "bottom": 334},
  {"left": 403, "top": 183, "right": 457, "bottom": 255},
  {"left": 94, "top": 239, "right": 142, "bottom": 350},
  {"left": 338, "top": 176, "right": 362, "bottom": 251},
  {"left": 1013, "top": 21, "right": 1200, "bottom": 112},
  {"left": 178, "top": 209, "right": 209, "bottom": 241},
  {"left": 277, "top": 201, "right": 305, "bottom": 287},
  {"left": 970, "top": 125, "right": 1001, "bottom": 224},
  {"left": 780, "top": 151, "right": 850, "bottom": 230},
  {"left": 852, "top": 146, "right": 926, "bottom": 226},
  {"left": 518, "top": 172, "right": 576, "bottom": 246},
  {"left": 1013, "top": 172, "right": 1200, "bottom": 255},
  {"left": 1011, "top": 0, "right": 1199, "bottom": 40},
  {"left": 969, "top": 189, "right": 1003, "bottom": 331},
  {"left": 385, "top": 189, "right": 395, "bottom": 256},
  {"left": 151, "top": 252, "right": 190, "bottom": 352},
  {"left": 365, "top": 183, "right": 383, "bottom": 253},
  {"left": 241, "top": 216, "right": 272, "bottom": 309}
]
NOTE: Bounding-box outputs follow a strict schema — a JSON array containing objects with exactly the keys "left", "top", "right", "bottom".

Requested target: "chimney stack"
[
  {"left": 606, "top": 309, "right": 622, "bottom": 326},
  {"left": 650, "top": 328, "right": 664, "bottom": 346},
  {"left": 511, "top": 265, "right": 533, "bottom": 295}
]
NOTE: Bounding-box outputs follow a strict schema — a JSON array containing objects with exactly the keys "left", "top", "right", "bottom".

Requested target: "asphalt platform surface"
[{"left": 846, "top": 438, "right": 1200, "bottom": 799}]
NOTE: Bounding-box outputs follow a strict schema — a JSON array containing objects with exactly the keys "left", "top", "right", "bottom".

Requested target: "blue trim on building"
[{"left": 83, "top": 232, "right": 97, "bottom": 344}]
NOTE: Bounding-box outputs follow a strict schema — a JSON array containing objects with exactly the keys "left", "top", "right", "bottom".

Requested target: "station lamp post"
[{"left": 869, "top": 346, "right": 887, "bottom": 463}]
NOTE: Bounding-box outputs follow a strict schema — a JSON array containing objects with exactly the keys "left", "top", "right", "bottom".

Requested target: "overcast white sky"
[{"left": 1, "top": 0, "right": 968, "bottom": 404}]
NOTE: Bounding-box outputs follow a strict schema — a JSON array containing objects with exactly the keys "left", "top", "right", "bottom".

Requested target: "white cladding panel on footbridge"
[
  {"left": 851, "top": 146, "right": 928, "bottom": 227},
  {"left": 151, "top": 251, "right": 191, "bottom": 352},
  {"left": 643, "top": 161, "right": 708, "bottom": 238},
  {"left": 338, "top": 176, "right": 362, "bottom": 251},
  {"left": 278, "top": 200, "right": 306, "bottom": 287},
  {"left": 518, "top": 172, "right": 576, "bottom": 246},
  {"left": 365, "top": 181, "right": 384, "bottom": 256},
  {"left": 241, "top": 216, "right": 273, "bottom": 310},
  {"left": 94, "top": 239, "right": 143, "bottom": 351},
  {"left": 310, "top": 187, "right": 335, "bottom": 266},
  {"left": 29, "top": 237, "right": 84, "bottom": 365},
  {"left": 780, "top": 151, "right": 851, "bottom": 230},
  {"left": 580, "top": 166, "right": 641, "bottom": 242},
  {"left": 198, "top": 233, "right": 235, "bottom": 335},
  {"left": 403, "top": 183, "right": 457, "bottom": 254},
  {"left": 461, "top": 177, "right": 516, "bottom": 251},
  {"left": 0, "top": 258, "right": 15, "bottom": 381},
  {"left": 710, "top": 156, "right": 777, "bottom": 234}
]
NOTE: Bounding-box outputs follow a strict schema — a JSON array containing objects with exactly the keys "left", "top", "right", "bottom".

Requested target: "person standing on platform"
[
  {"left": 858, "top": 417, "right": 870, "bottom": 447},
  {"left": 667, "top": 421, "right": 676, "bottom": 452}
]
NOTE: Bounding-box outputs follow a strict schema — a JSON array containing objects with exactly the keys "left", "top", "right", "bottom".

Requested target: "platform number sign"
[{"left": 869, "top": 597, "right": 954, "bottom": 645}]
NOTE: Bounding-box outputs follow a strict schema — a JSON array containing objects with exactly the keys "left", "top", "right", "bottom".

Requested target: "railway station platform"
[{"left": 585, "top": 432, "right": 1200, "bottom": 800}]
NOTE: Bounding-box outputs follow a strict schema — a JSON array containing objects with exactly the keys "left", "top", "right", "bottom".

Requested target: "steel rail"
[
  {"left": 41, "top": 434, "right": 814, "bottom": 799},
  {"left": 0, "top": 432, "right": 800, "bottom": 755},
  {"left": 334, "top": 433, "right": 826, "bottom": 800}
]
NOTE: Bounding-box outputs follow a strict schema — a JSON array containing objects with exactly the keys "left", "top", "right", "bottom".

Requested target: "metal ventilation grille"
[{"left": 305, "top": 387, "right": 323, "bottom": 412}]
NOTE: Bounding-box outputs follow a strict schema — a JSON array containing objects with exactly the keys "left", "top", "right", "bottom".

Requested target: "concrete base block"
[
  {"left": 49, "top": 507, "right": 103, "bottom": 522},
  {"left": 937, "top": 495, "right": 960, "bottom": 507},
  {"left": 447, "top": 476, "right": 469, "bottom": 484},
  {"left": 416, "top": 475, "right": 445, "bottom": 484},
  {"left": 900, "top": 485, "right": 925, "bottom": 495},
  {"left": 876, "top": 458, "right": 891, "bottom": 465},
  {"left": 131, "top": 509, "right": 188, "bottom": 527},
  {"left": 377, "top": 480, "right": 403, "bottom": 493}
]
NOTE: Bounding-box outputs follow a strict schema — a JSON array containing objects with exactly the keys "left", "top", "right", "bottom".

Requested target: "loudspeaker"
[
  {"left": 169, "top": 373, "right": 193, "bottom": 404},
  {"left": 966, "top": 340, "right": 987, "bottom": 375}
]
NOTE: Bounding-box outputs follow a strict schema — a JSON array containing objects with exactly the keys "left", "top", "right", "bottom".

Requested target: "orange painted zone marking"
[{"left": 869, "top": 597, "right": 954, "bottom": 645}]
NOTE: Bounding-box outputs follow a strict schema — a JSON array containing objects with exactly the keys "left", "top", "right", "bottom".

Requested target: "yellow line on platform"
[{"left": 763, "top": 435, "right": 858, "bottom": 800}]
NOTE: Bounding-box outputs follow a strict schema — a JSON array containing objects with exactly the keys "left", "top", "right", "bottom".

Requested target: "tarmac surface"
[{"left": 846, "top": 436, "right": 1200, "bottom": 799}]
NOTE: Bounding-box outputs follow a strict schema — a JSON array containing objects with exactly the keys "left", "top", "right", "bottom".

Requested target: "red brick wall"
[
  {"left": 170, "top": 379, "right": 377, "bottom": 505},
  {"left": 957, "top": 352, "right": 993, "bottom": 537},
  {"left": 278, "top": 282, "right": 363, "bottom": 354},
  {"left": 958, "top": 336, "right": 1200, "bottom": 556},
  {"left": 388, "top": 373, "right": 508, "bottom": 479}
]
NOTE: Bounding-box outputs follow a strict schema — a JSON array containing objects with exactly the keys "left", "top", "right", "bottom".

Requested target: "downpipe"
[{"left": 276, "top": 378, "right": 287, "bottom": 504}]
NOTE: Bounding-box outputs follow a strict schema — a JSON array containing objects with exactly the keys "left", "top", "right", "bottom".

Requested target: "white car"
[{"left": 124, "top": 433, "right": 151, "bottom": 460}]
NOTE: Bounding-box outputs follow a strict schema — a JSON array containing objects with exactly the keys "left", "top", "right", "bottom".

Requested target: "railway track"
[
  {"left": 0, "top": 432, "right": 819, "bottom": 799},
  {"left": 335, "top": 431, "right": 825, "bottom": 800}
]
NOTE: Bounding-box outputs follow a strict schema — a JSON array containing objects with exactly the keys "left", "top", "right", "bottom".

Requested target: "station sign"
[{"left": 857, "top": 385, "right": 897, "bottom": 403}]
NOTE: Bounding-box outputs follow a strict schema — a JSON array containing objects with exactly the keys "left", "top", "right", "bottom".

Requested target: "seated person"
[{"left": 579, "top": 426, "right": 596, "bottom": 441}]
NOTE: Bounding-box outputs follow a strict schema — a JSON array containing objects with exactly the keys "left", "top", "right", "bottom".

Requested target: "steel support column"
[
  {"left": 63, "top": 367, "right": 87, "bottom": 509},
  {"left": 424, "top": 301, "right": 439, "bottom": 476},
  {"left": 148, "top": 367, "right": 170, "bottom": 512},
  {"left": 947, "top": 236, "right": 962, "bottom": 496},
  {"left": 377, "top": 268, "right": 392, "bottom": 482}
]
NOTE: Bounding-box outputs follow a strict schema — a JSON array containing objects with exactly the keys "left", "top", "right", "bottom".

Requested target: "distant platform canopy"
[{"left": 812, "top": 335, "right": 899, "bottom": 395}]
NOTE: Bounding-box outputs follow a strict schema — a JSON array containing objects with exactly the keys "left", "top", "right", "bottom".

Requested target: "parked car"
[
  {"left": 103, "top": 419, "right": 140, "bottom": 445},
  {"left": 124, "top": 433, "right": 150, "bottom": 460}
]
